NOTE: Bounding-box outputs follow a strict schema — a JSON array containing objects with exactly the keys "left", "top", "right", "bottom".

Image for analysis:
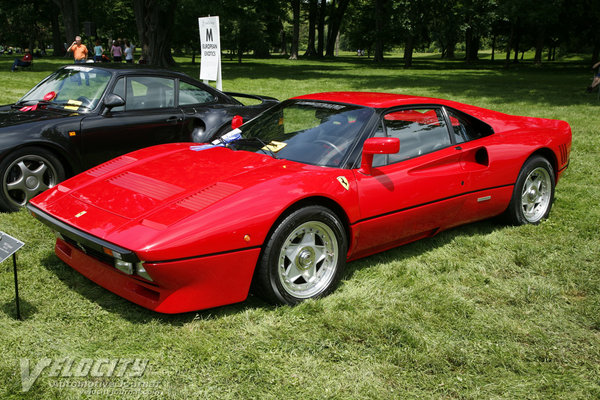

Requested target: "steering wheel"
[{"left": 314, "top": 139, "right": 343, "bottom": 157}]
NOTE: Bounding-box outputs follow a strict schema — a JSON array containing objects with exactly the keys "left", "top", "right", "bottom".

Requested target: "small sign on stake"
[
  {"left": 198, "top": 16, "right": 222, "bottom": 91},
  {"left": 1, "top": 231, "right": 25, "bottom": 320}
]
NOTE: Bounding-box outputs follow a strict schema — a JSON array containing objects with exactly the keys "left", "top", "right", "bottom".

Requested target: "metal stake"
[{"left": 13, "top": 253, "right": 21, "bottom": 320}]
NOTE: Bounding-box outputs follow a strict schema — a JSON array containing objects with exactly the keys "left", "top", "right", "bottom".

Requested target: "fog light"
[
  {"left": 115, "top": 259, "right": 133, "bottom": 275},
  {"left": 135, "top": 262, "right": 153, "bottom": 281}
]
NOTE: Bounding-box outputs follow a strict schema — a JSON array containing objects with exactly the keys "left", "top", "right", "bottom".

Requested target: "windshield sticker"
[
  {"left": 67, "top": 100, "right": 83, "bottom": 106},
  {"left": 262, "top": 141, "right": 287, "bottom": 153},
  {"left": 65, "top": 66, "right": 93, "bottom": 72},
  {"left": 295, "top": 101, "right": 345, "bottom": 110}
]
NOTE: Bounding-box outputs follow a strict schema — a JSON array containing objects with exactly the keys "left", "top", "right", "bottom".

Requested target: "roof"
[
  {"left": 291, "top": 92, "right": 450, "bottom": 109},
  {"left": 60, "top": 63, "right": 191, "bottom": 78}
]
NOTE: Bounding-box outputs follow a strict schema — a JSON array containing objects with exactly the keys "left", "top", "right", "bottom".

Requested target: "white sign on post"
[{"left": 198, "top": 16, "right": 222, "bottom": 91}]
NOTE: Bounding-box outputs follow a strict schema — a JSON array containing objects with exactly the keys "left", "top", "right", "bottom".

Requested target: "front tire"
[
  {"left": 504, "top": 155, "right": 555, "bottom": 225},
  {"left": 254, "top": 206, "right": 347, "bottom": 305},
  {"left": 0, "top": 147, "right": 65, "bottom": 212}
]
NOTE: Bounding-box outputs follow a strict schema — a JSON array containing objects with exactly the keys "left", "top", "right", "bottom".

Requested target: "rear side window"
[
  {"left": 446, "top": 108, "right": 494, "bottom": 143},
  {"left": 179, "top": 81, "right": 216, "bottom": 105}
]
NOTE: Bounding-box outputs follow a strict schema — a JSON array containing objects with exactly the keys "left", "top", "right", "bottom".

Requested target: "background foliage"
[{"left": 1, "top": 0, "right": 599, "bottom": 66}]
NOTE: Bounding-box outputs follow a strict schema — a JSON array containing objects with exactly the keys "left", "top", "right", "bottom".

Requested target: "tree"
[
  {"left": 325, "top": 0, "right": 350, "bottom": 57},
  {"left": 289, "top": 0, "right": 300, "bottom": 59},
  {"left": 304, "top": 0, "right": 318, "bottom": 57},
  {"left": 132, "top": 0, "right": 177, "bottom": 67}
]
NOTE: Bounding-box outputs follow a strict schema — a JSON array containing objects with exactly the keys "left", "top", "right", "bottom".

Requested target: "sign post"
[
  {"left": 198, "top": 16, "right": 222, "bottom": 91},
  {"left": 1, "top": 231, "right": 25, "bottom": 320}
]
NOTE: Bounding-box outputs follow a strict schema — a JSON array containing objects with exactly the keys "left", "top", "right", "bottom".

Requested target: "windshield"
[
  {"left": 230, "top": 100, "right": 374, "bottom": 168},
  {"left": 19, "top": 66, "right": 112, "bottom": 111}
]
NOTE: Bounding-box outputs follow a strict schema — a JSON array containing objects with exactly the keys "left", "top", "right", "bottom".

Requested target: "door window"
[
  {"left": 446, "top": 108, "right": 494, "bottom": 144},
  {"left": 118, "top": 76, "right": 175, "bottom": 111},
  {"left": 376, "top": 108, "right": 451, "bottom": 166}
]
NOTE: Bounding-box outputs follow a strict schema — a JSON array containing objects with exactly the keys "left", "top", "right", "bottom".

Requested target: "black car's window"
[
  {"left": 124, "top": 76, "right": 175, "bottom": 111},
  {"left": 110, "top": 77, "right": 125, "bottom": 112},
  {"left": 376, "top": 108, "right": 451, "bottom": 166},
  {"left": 179, "top": 81, "right": 216, "bottom": 105},
  {"left": 446, "top": 108, "right": 494, "bottom": 143}
]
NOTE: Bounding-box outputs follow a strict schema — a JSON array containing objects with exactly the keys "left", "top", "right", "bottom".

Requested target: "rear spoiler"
[{"left": 224, "top": 92, "right": 278, "bottom": 106}]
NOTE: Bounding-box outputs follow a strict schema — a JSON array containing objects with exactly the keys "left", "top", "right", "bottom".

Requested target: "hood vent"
[
  {"left": 108, "top": 171, "right": 184, "bottom": 200},
  {"left": 177, "top": 182, "right": 242, "bottom": 211},
  {"left": 87, "top": 156, "right": 138, "bottom": 177}
]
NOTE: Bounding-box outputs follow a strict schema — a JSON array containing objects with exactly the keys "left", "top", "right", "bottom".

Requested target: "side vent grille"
[{"left": 177, "top": 182, "right": 242, "bottom": 211}]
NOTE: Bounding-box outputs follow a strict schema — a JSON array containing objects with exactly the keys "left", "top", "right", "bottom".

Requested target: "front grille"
[{"left": 62, "top": 235, "right": 113, "bottom": 266}]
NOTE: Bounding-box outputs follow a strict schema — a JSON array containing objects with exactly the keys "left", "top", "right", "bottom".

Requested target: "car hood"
[
  {"left": 0, "top": 105, "right": 75, "bottom": 128},
  {"left": 32, "top": 143, "right": 284, "bottom": 230}
]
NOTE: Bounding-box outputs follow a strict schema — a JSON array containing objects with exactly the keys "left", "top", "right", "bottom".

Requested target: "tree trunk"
[
  {"left": 404, "top": 35, "right": 414, "bottom": 68},
  {"left": 50, "top": 5, "right": 66, "bottom": 56},
  {"left": 491, "top": 35, "right": 495, "bottom": 61},
  {"left": 325, "top": 0, "right": 350, "bottom": 57},
  {"left": 304, "top": 0, "right": 317, "bottom": 57},
  {"left": 289, "top": 0, "right": 300, "bottom": 60},
  {"left": 53, "top": 0, "right": 79, "bottom": 45},
  {"left": 447, "top": 40, "right": 456, "bottom": 59},
  {"left": 505, "top": 25, "right": 513, "bottom": 68},
  {"left": 373, "top": 0, "right": 385, "bottom": 63},
  {"left": 132, "top": 0, "right": 177, "bottom": 67},
  {"left": 317, "top": 0, "right": 326, "bottom": 57},
  {"left": 592, "top": 36, "right": 600, "bottom": 64},
  {"left": 534, "top": 28, "right": 544, "bottom": 64}
]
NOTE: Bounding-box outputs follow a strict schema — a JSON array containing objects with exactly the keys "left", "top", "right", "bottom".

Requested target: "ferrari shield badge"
[{"left": 337, "top": 176, "right": 350, "bottom": 191}]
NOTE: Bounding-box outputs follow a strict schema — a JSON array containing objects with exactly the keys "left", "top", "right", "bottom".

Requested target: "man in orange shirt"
[{"left": 67, "top": 36, "right": 88, "bottom": 63}]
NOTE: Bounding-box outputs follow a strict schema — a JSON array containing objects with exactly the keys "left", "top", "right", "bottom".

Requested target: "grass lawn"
[{"left": 0, "top": 53, "right": 599, "bottom": 399}]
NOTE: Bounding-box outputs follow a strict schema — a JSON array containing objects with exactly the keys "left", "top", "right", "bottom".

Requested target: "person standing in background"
[
  {"left": 111, "top": 39, "right": 123, "bottom": 62},
  {"left": 124, "top": 40, "right": 134, "bottom": 63},
  {"left": 67, "top": 36, "right": 88, "bottom": 63},
  {"left": 93, "top": 40, "right": 104, "bottom": 62}
]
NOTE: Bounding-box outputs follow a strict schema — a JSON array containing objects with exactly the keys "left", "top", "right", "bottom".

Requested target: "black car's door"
[{"left": 79, "top": 75, "right": 184, "bottom": 169}]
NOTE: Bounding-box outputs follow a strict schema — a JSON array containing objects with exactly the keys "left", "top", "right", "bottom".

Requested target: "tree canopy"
[{"left": 0, "top": 0, "right": 598, "bottom": 66}]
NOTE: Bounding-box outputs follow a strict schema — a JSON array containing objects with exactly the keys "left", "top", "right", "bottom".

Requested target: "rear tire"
[
  {"left": 503, "top": 155, "right": 555, "bottom": 225},
  {"left": 254, "top": 206, "right": 347, "bottom": 305},
  {"left": 0, "top": 147, "right": 65, "bottom": 212}
]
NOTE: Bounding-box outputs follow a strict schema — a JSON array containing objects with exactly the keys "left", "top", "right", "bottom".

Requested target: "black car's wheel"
[
  {"left": 0, "top": 147, "right": 65, "bottom": 212},
  {"left": 504, "top": 155, "right": 555, "bottom": 225},
  {"left": 254, "top": 205, "right": 347, "bottom": 305}
]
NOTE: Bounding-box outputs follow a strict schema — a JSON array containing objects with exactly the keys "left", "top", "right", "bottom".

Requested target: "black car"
[{"left": 0, "top": 64, "right": 278, "bottom": 211}]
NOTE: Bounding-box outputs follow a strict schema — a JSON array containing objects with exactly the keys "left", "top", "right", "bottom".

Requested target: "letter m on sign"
[{"left": 206, "top": 29, "right": 213, "bottom": 42}]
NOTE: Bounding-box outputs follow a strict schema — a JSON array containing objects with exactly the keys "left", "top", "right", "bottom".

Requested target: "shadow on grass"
[
  {"left": 38, "top": 218, "right": 504, "bottom": 324},
  {"left": 343, "top": 219, "right": 503, "bottom": 281},
  {"left": 1, "top": 297, "right": 37, "bottom": 320}
]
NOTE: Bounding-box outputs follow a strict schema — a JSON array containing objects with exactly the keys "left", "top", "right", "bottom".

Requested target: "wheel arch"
[
  {"left": 527, "top": 147, "right": 558, "bottom": 182},
  {"left": 1, "top": 142, "right": 77, "bottom": 177},
  {"left": 257, "top": 195, "right": 352, "bottom": 262}
]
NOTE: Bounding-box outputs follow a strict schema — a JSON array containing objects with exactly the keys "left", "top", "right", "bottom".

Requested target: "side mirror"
[
  {"left": 359, "top": 137, "right": 400, "bottom": 175},
  {"left": 231, "top": 115, "right": 243, "bottom": 130},
  {"left": 103, "top": 94, "right": 125, "bottom": 113}
]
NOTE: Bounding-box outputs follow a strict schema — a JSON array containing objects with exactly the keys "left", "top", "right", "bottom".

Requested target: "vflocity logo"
[{"left": 19, "top": 358, "right": 149, "bottom": 392}]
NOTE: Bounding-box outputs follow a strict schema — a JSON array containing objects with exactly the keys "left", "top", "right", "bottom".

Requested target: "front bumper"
[{"left": 28, "top": 204, "right": 261, "bottom": 313}]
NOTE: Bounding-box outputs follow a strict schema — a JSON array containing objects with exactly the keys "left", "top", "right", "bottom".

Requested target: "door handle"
[
  {"left": 166, "top": 116, "right": 179, "bottom": 123},
  {"left": 454, "top": 146, "right": 462, "bottom": 150}
]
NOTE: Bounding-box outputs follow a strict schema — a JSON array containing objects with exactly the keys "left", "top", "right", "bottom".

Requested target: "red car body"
[{"left": 28, "top": 92, "right": 572, "bottom": 313}]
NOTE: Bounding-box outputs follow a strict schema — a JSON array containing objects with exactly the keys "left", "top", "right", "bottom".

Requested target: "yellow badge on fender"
[
  {"left": 75, "top": 211, "right": 87, "bottom": 218},
  {"left": 337, "top": 176, "right": 350, "bottom": 190}
]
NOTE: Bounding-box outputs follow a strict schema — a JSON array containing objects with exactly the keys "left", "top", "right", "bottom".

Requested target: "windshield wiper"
[{"left": 229, "top": 137, "right": 278, "bottom": 159}]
